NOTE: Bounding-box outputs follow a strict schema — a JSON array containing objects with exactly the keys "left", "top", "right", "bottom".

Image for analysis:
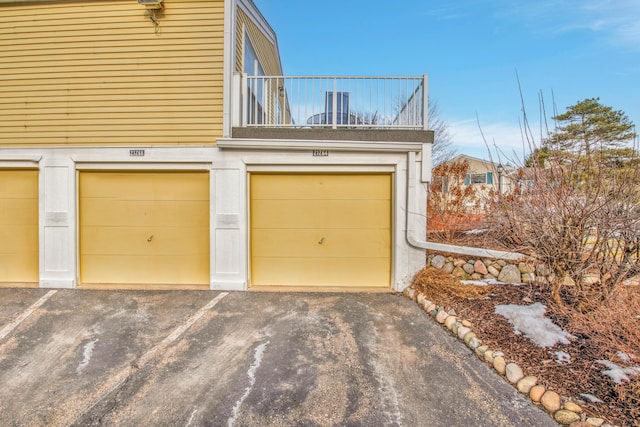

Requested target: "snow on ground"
[
  {"left": 554, "top": 351, "right": 571, "bottom": 364},
  {"left": 595, "top": 360, "right": 640, "bottom": 385},
  {"left": 460, "top": 279, "right": 507, "bottom": 286},
  {"left": 580, "top": 393, "right": 604, "bottom": 404},
  {"left": 494, "top": 302, "right": 574, "bottom": 348}
]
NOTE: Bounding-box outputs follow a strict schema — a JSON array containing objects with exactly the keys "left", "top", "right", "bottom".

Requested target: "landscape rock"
[
  {"left": 518, "top": 262, "right": 535, "bottom": 274},
  {"left": 585, "top": 417, "right": 604, "bottom": 427},
  {"left": 475, "top": 345, "right": 488, "bottom": 357},
  {"left": 456, "top": 326, "right": 471, "bottom": 340},
  {"left": 554, "top": 409, "right": 581, "bottom": 425},
  {"left": 483, "top": 350, "right": 495, "bottom": 363},
  {"left": 462, "top": 263, "right": 475, "bottom": 274},
  {"left": 493, "top": 356, "right": 506, "bottom": 374},
  {"left": 505, "top": 362, "right": 524, "bottom": 383},
  {"left": 563, "top": 401, "right": 582, "bottom": 413},
  {"left": 442, "top": 262, "right": 455, "bottom": 274},
  {"left": 454, "top": 258, "right": 467, "bottom": 267},
  {"left": 452, "top": 266, "right": 466, "bottom": 277},
  {"left": 463, "top": 331, "right": 476, "bottom": 345},
  {"left": 521, "top": 272, "right": 536, "bottom": 283},
  {"left": 581, "top": 272, "right": 600, "bottom": 286},
  {"left": 568, "top": 422, "right": 592, "bottom": 427},
  {"left": 426, "top": 303, "right": 437, "bottom": 313},
  {"left": 435, "top": 309, "right": 449, "bottom": 324},
  {"left": 431, "top": 255, "right": 446, "bottom": 269},
  {"left": 536, "top": 264, "right": 552, "bottom": 276},
  {"left": 516, "top": 376, "right": 537, "bottom": 394},
  {"left": 404, "top": 287, "right": 416, "bottom": 300},
  {"left": 540, "top": 390, "right": 561, "bottom": 413},
  {"left": 451, "top": 322, "right": 462, "bottom": 335},
  {"left": 487, "top": 265, "right": 501, "bottom": 277},
  {"left": 529, "top": 385, "right": 546, "bottom": 402},
  {"left": 560, "top": 275, "right": 576, "bottom": 287},
  {"left": 470, "top": 273, "right": 483, "bottom": 280},
  {"left": 474, "top": 260, "right": 489, "bottom": 275},
  {"left": 467, "top": 336, "right": 481, "bottom": 350},
  {"left": 497, "top": 259, "right": 507, "bottom": 267},
  {"left": 622, "top": 274, "right": 640, "bottom": 287},
  {"left": 498, "top": 264, "right": 522, "bottom": 283},
  {"left": 444, "top": 315, "right": 457, "bottom": 330}
]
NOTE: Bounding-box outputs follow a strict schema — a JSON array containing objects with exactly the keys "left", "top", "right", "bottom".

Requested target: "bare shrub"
[
  {"left": 427, "top": 160, "right": 482, "bottom": 243},
  {"left": 484, "top": 97, "right": 640, "bottom": 309}
]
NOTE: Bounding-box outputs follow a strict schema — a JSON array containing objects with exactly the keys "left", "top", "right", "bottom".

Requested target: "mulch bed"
[{"left": 412, "top": 267, "right": 639, "bottom": 426}]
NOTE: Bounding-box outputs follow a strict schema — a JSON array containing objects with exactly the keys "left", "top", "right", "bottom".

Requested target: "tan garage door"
[
  {"left": 79, "top": 171, "right": 209, "bottom": 288},
  {"left": 250, "top": 173, "right": 391, "bottom": 289},
  {"left": 0, "top": 170, "right": 39, "bottom": 285}
]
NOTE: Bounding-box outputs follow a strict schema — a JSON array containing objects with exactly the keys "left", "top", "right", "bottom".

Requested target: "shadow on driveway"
[{"left": 0, "top": 289, "right": 556, "bottom": 426}]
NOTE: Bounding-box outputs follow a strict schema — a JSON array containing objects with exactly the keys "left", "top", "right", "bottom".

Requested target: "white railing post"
[
  {"left": 332, "top": 78, "right": 338, "bottom": 129},
  {"left": 241, "top": 73, "right": 248, "bottom": 127},
  {"left": 231, "top": 72, "right": 242, "bottom": 128},
  {"left": 422, "top": 74, "right": 429, "bottom": 131}
]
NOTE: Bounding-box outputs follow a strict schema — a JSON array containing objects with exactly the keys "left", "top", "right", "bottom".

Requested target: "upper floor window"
[
  {"left": 244, "top": 32, "right": 266, "bottom": 124},
  {"left": 464, "top": 172, "right": 494, "bottom": 185}
]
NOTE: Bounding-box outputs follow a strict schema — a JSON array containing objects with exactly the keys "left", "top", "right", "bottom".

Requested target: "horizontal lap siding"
[{"left": 0, "top": 0, "right": 224, "bottom": 146}]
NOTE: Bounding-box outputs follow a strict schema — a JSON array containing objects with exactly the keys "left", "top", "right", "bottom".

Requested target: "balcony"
[{"left": 232, "top": 74, "right": 432, "bottom": 142}]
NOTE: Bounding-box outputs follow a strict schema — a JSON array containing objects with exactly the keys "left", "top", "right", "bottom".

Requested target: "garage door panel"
[
  {"left": 251, "top": 229, "right": 390, "bottom": 258},
  {"left": 80, "top": 199, "right": 209, "bottom": 227},
  {"left": 251, "top": 174, "right": 391, "bottom": 200},
  {"left": 250, "top": 173, "right": 391, "bottom": 289},
  {"left": 0, "top": 170, "right": 38, "bottom": 283},
  {"left": 0, "top": 225, "right": 39, "bottom": 253},
  {"left": 0, "top": 199, "right": 38, "bottom": 224},
  {"left": 81, "top": 226, "right": 209, "bottom": 255},
  {"left": 251, "top": 257, "right": 390, "bottom": 287},
  {"left": 79, "top": 171, "right": 209, "bottom": 286},
  {"left": 81, "top": 255, "right": 209, "bottom": 285},
  {"left": 251, "top": 199, "right": 390, "bottom": 229},
  {"left": 79, "top": 172, "right": 209, "bottom": 201}
]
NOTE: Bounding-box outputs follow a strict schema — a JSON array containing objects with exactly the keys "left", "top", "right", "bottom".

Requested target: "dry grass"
[
  {"left": 412, "top": 267, "right": 492, "bottom": 300},
  {"left": 564, "top": 285, "right": 640, "bottom": 421}
]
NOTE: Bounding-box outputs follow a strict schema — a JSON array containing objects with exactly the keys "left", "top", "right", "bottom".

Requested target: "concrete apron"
[{"left": 0, "top": 289, "right": 556, "bottom": 426}]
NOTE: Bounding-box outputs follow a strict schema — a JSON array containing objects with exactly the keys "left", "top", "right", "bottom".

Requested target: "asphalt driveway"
[{"left": 0, "top": 289, "right": 556, "bottom": 427}]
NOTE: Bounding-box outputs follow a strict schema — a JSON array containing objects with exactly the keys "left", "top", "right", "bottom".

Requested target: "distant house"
[
  {"left": 0, "top": 0, "right": 433, "bottom": 292},
  {"left": 439, "top": 154, "right": 514, "bottom": 198}
]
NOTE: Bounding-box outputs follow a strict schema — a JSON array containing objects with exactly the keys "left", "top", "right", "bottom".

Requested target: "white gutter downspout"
[{"left": 406, "top": 146, "right": 524, "bottom": 261}]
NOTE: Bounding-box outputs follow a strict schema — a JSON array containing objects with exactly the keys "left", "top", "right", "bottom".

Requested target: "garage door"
[
  {"left": 79, "top": 171, "right": 209, "bottom": 288},
  {"left": 0, "top": 170, "right": 39, "bottom": 284},
  {"left": 250, "top": 173, "right": 391, "bottom": 289}
]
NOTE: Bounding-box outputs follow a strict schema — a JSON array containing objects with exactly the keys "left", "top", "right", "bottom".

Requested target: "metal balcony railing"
[{"left": 237, "top": 75, "right": 428, "bottom": 130}]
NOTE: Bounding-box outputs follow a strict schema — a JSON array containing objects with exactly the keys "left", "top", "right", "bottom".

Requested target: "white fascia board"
[{"left": 216, "top": 138, "right": 423, "bottom": 153}]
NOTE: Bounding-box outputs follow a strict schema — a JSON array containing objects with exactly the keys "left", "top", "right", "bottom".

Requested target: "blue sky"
[{"left": 252, "top": 0, "right": 640, "bottom": 161}]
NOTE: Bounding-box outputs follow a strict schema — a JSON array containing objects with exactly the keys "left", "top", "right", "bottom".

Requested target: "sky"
[{"left": 252, "top": 0, "right": 640, "bottom": 162}]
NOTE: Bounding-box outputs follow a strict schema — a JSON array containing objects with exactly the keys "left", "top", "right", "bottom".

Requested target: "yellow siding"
[
  {"left": 0, "top": 0, "right": 224, "bottom": 147},
  {"left": 79, "top": 171, "right": 210, "bottom": 286},
  {"left": 250, "top": 174, "right": 392, "bottom": 288},
  {"left": 236, "top": 7, "right": 282, "bottom": 75},
  {"left": 0, "top": 170, "right": 39, "bottom": 283}
]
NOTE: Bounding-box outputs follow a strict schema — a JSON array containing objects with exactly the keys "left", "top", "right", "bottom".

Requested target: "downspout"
[{"left": 405, "top": 146, "right": 524, "bottom": 261}]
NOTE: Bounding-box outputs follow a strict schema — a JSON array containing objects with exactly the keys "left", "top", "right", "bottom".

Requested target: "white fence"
[{"left": 240, "top": 75, "right": 428, "bottom": 130}]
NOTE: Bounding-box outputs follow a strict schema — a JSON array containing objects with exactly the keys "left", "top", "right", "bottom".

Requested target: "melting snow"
[
  {"left": 460, "top": 279, "right": 507, "bottom": 286},
  {"left": 554, "top": 351, "right": 572, "bottom": 364},
  {"left": 494, "top": 303, "right": 573, "bottom": 348},
  {"left": 580, "top": 393, "right": 604, "bottom": 403},
  {"left": 77, "top": 338, "right": 98, "bottom": 374},
  {"left": 595, "top": 360, "right": 640, "bottom": 384}
]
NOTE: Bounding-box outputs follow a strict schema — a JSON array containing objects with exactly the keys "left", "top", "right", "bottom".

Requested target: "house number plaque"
[
  {"left": 129, "top": 149, "right": 145, "bottom": 157},
  {"left": 312, "top": 149, "right": 329, "bottom": 157}
]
